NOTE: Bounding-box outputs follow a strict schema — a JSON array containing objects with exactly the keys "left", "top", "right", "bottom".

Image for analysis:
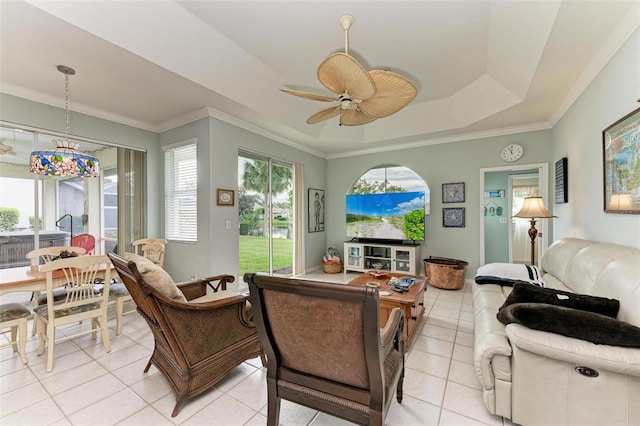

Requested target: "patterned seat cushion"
[
  {"left": 35, "top": 287, "right": 68, "bottom": 306},
  {"left": 34, "top": 302, "right": 100, "bottom": 320},
  {"left": 109, "top": 283, "right": 130, "bottom": 297},
  {"left": 0, "top": 303, "right": 31, "bottom": 322}
]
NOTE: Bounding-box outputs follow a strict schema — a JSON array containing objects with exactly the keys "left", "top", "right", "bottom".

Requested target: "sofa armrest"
[
  {"left": 506, "top": 323, "right": 640, "bottom": 377},
  {"left": 474, "top": 329, "right": 512, "bottom": 390}
]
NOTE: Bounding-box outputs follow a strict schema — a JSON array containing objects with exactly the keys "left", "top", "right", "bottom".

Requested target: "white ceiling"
[{"left": 1, "top": 0, "right": 638, "bottom": 158}]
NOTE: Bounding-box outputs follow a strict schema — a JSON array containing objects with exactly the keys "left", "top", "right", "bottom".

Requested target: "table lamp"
[{"left": 513, "top": 196, "right": 557, "bottom": 265}]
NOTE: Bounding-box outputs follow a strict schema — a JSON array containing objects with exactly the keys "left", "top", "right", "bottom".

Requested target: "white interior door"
[{"left": 508, "top": 174, "right": 539, "bottom": 264}]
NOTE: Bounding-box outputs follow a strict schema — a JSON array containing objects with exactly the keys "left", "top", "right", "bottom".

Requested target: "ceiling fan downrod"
[{"left": 339, "top": 14, "right": 354, "bottom": 55}]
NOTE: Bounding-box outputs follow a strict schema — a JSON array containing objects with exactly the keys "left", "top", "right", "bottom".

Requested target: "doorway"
[
  {"left": 509, "top": 174, "right": 539, "bottom": 264},
  {"left": 238, "top": 151, "right": 294, "bottom": 280},
  {"left": 480, "top": 163, "right": 549, "bottom": 267}
]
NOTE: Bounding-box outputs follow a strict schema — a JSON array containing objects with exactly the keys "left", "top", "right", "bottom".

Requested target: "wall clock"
[
  {"left": 443, "top": 207, "right": 465, "bottom": 228},
  {"left": 500, "top": 143, "right": 524, "bottom": 162}
]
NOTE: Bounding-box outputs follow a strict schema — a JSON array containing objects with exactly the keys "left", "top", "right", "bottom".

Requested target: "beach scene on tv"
[{"left": 346, "top": 191, "right": 426, "bottom": 241}]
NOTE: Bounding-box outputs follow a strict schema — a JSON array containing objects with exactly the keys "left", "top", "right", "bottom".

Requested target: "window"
[{"left": 164, "top": 139, "right": 197, "bottom": 242}]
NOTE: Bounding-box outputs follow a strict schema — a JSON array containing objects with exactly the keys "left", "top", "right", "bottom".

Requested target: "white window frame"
[{"left": 163, "top": 138, "right": 197, "bottom": 243}]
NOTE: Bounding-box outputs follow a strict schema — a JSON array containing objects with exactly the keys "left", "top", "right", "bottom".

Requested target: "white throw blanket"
[{"left": 475, "top": 263, "right": 545, "bottom": 287}]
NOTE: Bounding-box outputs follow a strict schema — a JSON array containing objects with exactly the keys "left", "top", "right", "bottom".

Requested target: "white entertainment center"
[{"left": 343, "top": 241, "right": 421, "bottom": 275}]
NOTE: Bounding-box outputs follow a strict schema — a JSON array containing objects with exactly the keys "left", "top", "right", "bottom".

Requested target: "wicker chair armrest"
[{"left": 156, "top": 297, "right": 257, "bottom": 364}]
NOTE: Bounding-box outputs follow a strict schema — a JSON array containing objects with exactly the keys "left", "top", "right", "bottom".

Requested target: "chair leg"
[
  {"left": 116, "top": 297, "right": 124, "bottom": 336},
  {"left": 266, "top": 379, "right": 281, "bottom": 426},
  {"left": 46, "top": 322, "right": 55, "bottom": 372},
  {"left": 17, "top": 317, "right": 28, "bottom": 364},
  {"left": 91, "top": 317, "right": 98, "bottom": 340},
  {"left": 171, "top": 398, "right": 186, "bottom": 418},
  {"left": 31, "top": 291, "right": 41, "bottom": 336},
  {"left": 36, "top": 316, "right": 46, "bottom": 356},
  {"left": 10, "top": 325, "right": 18, "bottom": 353},
  {"left": 396, "top": 368, "right": 404, "bottom": 403},
  {"left": 100, "top": 311, "right": 111, "bottom": 353}
]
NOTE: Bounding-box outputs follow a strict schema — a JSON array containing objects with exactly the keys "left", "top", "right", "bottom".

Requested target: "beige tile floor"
[{"left": 0, "top": 272, "right": 513, "bottom": 426}]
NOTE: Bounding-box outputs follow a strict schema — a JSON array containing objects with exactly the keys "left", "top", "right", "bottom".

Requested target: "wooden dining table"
[{"left": 0, "top": 264, "right": 115, "bottom": 296}]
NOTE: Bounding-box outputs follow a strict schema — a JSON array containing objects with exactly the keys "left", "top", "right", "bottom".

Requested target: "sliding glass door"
[{"left": 238, "top": 151, "right": 293, "bottom": 280}]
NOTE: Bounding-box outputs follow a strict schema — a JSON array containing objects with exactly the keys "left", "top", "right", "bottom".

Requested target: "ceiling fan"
[{"left": 282, "top": 15, "right": 417, "bottom": 126}]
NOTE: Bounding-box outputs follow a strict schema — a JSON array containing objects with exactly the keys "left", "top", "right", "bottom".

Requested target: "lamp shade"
[
  {"left": 30, "top": 140, "right": 100, "bottom": 178},
  {"left": 513, "top": 196, "right": 556, "bottom": 219},
  {"left": 607, "top": 193, "right": 634, "bottom": 211}
]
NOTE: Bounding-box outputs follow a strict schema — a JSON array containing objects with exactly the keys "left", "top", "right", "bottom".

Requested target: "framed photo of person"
[{"left": 308, "top": 188, "right": 325, "bottom": 232}]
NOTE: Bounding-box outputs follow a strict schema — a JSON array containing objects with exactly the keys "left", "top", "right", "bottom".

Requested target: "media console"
[{"left": 343, "top": 241, "right": 421, "bottom": 275}]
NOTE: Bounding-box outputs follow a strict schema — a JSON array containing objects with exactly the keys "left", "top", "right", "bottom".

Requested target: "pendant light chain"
[{"left": 64, "top": 71, "right": 70, "bottom": 142}]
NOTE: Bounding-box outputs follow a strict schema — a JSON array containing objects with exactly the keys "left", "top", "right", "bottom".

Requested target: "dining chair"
[
  {"left": 132, "top": 238, "right": 168, "bottom": 267},
  {"left": 245, "top": 273, "right": 405, "bottom": 426},
  {"left": 35, "top": 255, "right": 112, "bottom": 372},
  {"left": 25, "top": 246, "right": 87, "bottom": 335},
  {"left": 71, "top": 233, "right": 96, "bottom": 255},
  {"left": 110, "top": 240, "right": 167, "bottom": 335},
  {"left": 0, "top": 303, "right": 32, "bottom": 364}
]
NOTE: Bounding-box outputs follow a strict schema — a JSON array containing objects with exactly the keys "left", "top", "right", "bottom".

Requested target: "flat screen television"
[{"left": 346, "top": 191, "right": 425, "bottom": 242}]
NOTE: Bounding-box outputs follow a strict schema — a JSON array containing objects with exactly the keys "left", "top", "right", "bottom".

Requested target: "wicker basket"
[
  {"left": 323, "top": 262, "right": 342, "bottom": 274},
  {"left": 424, "top": 257, "right": 468, "bottom": 290}
]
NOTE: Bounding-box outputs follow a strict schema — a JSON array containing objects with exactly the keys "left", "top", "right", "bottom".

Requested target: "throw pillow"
[
  {"left": 475, "top": 263, "right": 545, "bottom": 287},
  {"left": 123, "top": 252, "right": 153, "bottom": 265},
  {"left": 125, "top": 254, "right": 187, "bottom": 303},
  {"left": 500, "top": 283, "right": 619, "bottom": 318},
  {"left": 497, "top": 303, "right": 640, "bottom": 348}
]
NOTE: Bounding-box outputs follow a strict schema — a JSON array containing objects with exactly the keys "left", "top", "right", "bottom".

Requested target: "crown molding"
[
  {"left": 0, "top": 82, "right": 158, "bottom": 132},
  {"left": 326, "top": 121, "right": 553, "bottom": 159},
  {"left": 548, "top": 7, "right": 639, "bottom": 127}
]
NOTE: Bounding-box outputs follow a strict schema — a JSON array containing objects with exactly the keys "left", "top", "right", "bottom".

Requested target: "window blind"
[{"left": 164, "top": 141, "right": 197, "bottom": 242}]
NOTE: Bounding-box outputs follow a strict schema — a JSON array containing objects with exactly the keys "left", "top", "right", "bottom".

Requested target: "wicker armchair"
[
  {"left": 245, "top": 273, "right": 405, "bottom": 426},
  {"left": 108, "top": 252, "right": 263, "bottom": 417}
]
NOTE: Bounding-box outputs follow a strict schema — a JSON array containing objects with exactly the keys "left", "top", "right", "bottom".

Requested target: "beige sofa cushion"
[{"left": 123, "top": 252, "right": 187, "bottom": 303}]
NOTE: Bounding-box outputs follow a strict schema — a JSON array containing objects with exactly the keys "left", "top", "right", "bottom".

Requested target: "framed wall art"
[
  {"left": 308, "top": 188, "right": 325, "bottom": 232},
  {"left": 442, "top": 182, "right": 465, "bottom": 203},
  {"left": 603, "top": 107, "right": 640, "bottom": 214},
  {"left": 443, "top": 207, "right": 465, "bottom": 228},
  {"left": 216, "top": 188, "right": 235, "bottom": 206},
  {"left": 555, "top": 157, "right": 568, "bottom": 204},
  {"left": 484, "top": 189, "right": 505, "bottom": 198}
]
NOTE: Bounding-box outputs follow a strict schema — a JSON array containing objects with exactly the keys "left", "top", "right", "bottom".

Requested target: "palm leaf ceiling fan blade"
[
  {"left": 340, "top": 109, "right": 377, "bottom": 126},
  {"left": 317, "top": 53, "right": 376, "bottom": 100},
  {"left": 280, "top": 89, "right": 339, "bottom": 102},
  {"left": 358, "top": 70, "right": 418, "bottom": 118},
  {"left": 307, "top": 106, "right": 342, "bottom": 124}
]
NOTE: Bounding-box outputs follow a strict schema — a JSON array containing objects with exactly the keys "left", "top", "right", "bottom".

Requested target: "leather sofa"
[{"left": 472, "top": 238, "right": 640, "bottom": 425}]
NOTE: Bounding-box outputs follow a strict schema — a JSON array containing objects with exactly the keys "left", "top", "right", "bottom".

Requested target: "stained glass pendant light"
[{"left": 30, "top": 65, "right": 100, "bottom": 177}]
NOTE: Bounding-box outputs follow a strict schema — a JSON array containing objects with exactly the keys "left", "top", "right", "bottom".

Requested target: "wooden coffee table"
[{"left": 348, "top": 272, "right": 426, "bottom": 346}]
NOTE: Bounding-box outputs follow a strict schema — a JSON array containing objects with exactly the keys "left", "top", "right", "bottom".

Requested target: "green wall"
[{"left": 326, "top": 131, "right": 553, "bottom": 276}]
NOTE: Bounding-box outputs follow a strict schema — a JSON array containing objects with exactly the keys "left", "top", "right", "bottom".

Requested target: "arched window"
[{"left": 347, "top": 165, "right": 429, "bottom": 241}]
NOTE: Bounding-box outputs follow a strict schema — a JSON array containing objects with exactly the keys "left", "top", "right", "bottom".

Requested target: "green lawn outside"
[{"left": 239, "top": 235, "right": 293, "bottom": 279}]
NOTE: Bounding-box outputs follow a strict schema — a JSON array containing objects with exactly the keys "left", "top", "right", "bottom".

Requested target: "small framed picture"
[
  {"left": 443, "top": 207, "right": 465, "bottom": 228},
  {"left": 442, "top": 182, "right": 465, "bottom": 203},
  {"left": 484, "top": 189, "right": 505, "bottom": 198},
  {"left": 216, "top": 188, "right": 235, "bottom": 206}
]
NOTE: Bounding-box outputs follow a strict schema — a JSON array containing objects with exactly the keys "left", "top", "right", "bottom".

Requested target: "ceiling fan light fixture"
[{"left": 29, "top": 65, "right": 100, "bottom": 178}]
